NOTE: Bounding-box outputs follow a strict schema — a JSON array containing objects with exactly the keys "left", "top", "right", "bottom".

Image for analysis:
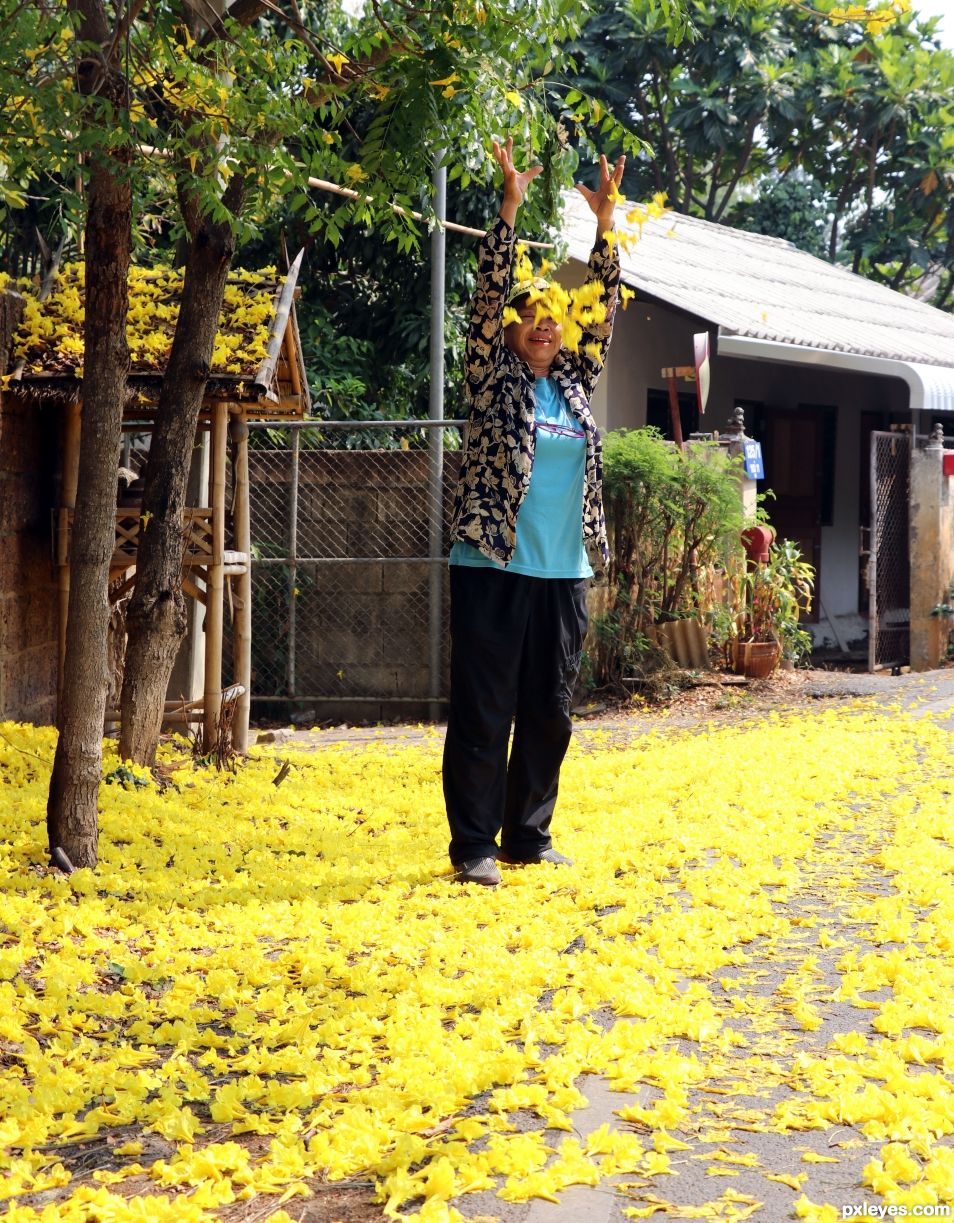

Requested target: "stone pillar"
[
  {"left": 719, "top": 405, "right": 758, "bottom": 521},
  {"left": 909, "top": 424, "right": 954, "bottom": 671}
]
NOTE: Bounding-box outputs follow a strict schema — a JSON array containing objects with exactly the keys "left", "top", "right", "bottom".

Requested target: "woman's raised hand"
[
  {"left": 576, "top": 153, "right": 626, "bottom": 232},
  {"left": 494, "top": 137, "right": 542, "bottom": 227}
]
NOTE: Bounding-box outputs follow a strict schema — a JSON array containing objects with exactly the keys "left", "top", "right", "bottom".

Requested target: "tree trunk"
[
  {"left": 119, "top": 206, "right": 242, "bottom": 765},
  {"left": 47, "top": 10, "right": 131, "bottom": 869}
]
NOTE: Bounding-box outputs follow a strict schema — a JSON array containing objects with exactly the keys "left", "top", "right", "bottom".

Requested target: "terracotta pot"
[{"left": 731, "top": 639, "right": 781, "bottom": 679}]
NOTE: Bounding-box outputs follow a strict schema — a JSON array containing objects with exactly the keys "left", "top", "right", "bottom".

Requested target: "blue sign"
[{"left": 743, "top": 440, "right": 764, "bottom": 480}]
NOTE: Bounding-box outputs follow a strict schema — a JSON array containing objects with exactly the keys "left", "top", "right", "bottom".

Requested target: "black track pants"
[{"left": 442, "top": 565, "right": 589, "bottom": 864}]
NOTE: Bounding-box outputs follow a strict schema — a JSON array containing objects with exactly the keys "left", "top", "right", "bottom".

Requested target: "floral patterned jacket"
[{"left": 449, "top": 213, "right": 620, "bottom": 574}]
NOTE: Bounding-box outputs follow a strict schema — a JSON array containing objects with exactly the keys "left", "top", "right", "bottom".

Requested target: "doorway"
[{"left": 753, "top": 404, "right": 836, "bottom": 622}]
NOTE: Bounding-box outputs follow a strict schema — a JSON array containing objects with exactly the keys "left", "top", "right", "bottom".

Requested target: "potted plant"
[{"left": 733, "top": 539, "right": 814, "bottom": 677}]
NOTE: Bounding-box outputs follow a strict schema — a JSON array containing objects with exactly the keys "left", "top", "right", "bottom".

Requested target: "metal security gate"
[{"left": 869, "top": 430, "right": 911, "bottom": 671}]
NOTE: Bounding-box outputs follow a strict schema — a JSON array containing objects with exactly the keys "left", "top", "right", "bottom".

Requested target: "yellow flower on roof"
[{"left": 10, "top": 262, "right": 276, "bottom": 378}]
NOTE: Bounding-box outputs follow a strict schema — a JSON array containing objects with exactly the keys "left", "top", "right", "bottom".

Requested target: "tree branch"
[
  {"left": 704, "top": 150, "right": 724, "bottom": 220},
  {"left": 648, "top": 66, "right": 680, "bottom": 208},
  {"left": 713, "top": 117, "right": 758, "bottom": 222}
]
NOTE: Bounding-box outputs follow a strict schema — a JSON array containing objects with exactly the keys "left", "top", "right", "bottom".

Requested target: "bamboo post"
[
  {"left": 286, "top": 429, "right": 300, "bottom": 700},
  {"left": 203, "top": 400, "right": 228, "bottom": 752},
  {"left": 231, "top": 414, "right": 251, "bottom": 751},
  {"left": 662, "top": 366, "right": 693, "bottom": 451},
  {"left": 57, "top": 399, "right": 82, "bottom": 705}
]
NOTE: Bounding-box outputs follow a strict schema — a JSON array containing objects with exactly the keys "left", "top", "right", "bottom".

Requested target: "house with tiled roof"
[{"left": 560, "top": 193, "right": 954, "bottom": 671}]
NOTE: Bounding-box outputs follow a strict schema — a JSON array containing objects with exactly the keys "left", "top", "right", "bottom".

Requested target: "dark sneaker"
[
  {"left": 498, "top": 848, "right": 573, "bottom": 867},
  {"left": 453, "top": 857, "right": 501, "bottom": 886}
]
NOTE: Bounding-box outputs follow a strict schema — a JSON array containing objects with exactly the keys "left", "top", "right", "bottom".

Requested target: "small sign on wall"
[{"left": 743, "top": 440, "right": 764, "bottom": 480}]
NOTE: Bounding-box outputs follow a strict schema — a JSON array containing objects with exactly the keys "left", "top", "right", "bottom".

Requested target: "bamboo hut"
[{"left": 2, "top": 253, "right": 309, "bottom": 752}]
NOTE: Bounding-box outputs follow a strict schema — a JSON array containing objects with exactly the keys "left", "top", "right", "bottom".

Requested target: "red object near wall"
[
  {"left": 943, "top": 453, "right": 954, "bottom": 478},
  {"left": 741, "top": 525, "right": 776, "bottom": 563}
]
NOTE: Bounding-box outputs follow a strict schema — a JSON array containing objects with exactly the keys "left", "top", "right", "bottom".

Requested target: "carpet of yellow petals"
[{"left": 1, "top": 703, "right": 953, "bottom": 1222}]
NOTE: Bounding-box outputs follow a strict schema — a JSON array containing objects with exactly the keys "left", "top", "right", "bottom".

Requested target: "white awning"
[{"left": 717, "top": 333, "right": 954, "bottom": 414}]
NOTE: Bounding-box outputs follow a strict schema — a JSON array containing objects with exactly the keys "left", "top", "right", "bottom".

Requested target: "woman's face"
[{"left": 504, "top": 299, "right": 563, "bottom": 372}]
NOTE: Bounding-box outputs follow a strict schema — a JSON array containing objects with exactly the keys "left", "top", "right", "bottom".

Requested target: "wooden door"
[{"left": 759, "top": 407, "right": 830, "bottom": 621}]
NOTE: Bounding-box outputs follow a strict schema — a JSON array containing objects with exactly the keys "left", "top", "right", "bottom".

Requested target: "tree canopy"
[{"left": 560, "top": 0, "right": 954, "bottom": 309}]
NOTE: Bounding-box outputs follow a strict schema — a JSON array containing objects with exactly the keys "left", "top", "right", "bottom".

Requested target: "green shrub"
[{"left": 592, "top": 428, "right": 747, "bottom": 689}]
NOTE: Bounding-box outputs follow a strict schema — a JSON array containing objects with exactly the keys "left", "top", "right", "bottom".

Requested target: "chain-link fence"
[{"left": 247, "top": 419, "right": 464, "bottom": 722}]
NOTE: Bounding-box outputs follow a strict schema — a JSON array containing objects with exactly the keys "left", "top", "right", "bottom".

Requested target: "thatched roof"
[{"left": 0, "top": 254, "right": 309, "bottom": 417}]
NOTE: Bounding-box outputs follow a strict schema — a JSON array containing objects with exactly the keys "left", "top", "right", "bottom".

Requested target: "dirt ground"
[{"left": 261, "top": 663, "right": 948, "bottom": 755}]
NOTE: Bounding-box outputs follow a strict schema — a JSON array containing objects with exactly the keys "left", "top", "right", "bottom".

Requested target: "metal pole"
[
  {"left": 428, "top": 153, "right": 447, "bottom": 722},
  {"left": 287, "top": 429, "right": 300, "bottom": 700}
]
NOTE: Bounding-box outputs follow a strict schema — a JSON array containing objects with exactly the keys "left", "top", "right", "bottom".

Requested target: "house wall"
[
  {"left": 0, "top": 389, "right": 58, "bottom": 725},
  {"left": 563, "top": 277, "right": 915, "bottom": 640},
  {"left": 0, "top": 291, "right": 58, "bottom": 724}
]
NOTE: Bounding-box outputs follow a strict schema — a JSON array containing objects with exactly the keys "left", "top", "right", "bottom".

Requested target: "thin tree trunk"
[
  {"left": 119, "top": 186, "right": 245, "bottom": 765},
  {"left": 649, "top": 68, "right": 681, "bottom": 208},
  {"left": 47, "top": 5, "right": 131, "bottom": 868},
  {"left": 713, "top": 119, "right": 758, "bottom": 223},
  {"left": 935, "top": 270, "right": 954, "bottom": 311}
]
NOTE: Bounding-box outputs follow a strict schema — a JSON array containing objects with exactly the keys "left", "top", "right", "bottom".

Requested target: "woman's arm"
[
  {"left": 464, "top": 139, "right": 542, "bottom": 396},
  {"left": 567, "top": 154, "right": 627, "bottom": 397}
]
